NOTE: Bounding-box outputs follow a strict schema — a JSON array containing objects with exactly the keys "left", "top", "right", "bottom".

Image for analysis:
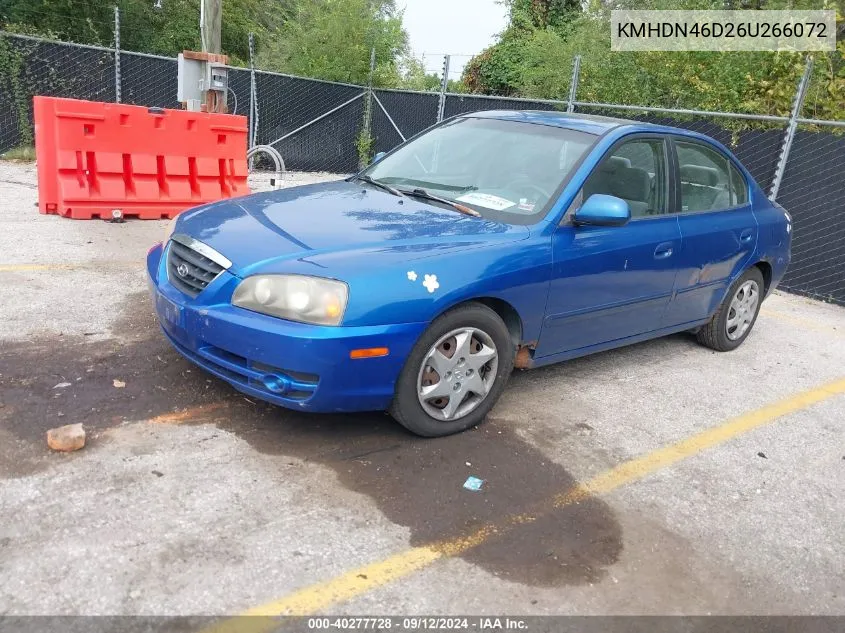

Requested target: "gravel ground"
[
  {"left": 0, "top": 161, "right": 341, "bottom": 341},
  {"left": 1, "top": 159, "right": 843, "bottom": 618}
]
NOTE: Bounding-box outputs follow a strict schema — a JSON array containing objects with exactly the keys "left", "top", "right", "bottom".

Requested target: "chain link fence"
[
  {"left": 371, "top": 88, "right": 439, "bottom": 152},
  {"left": 0, "top": 34, "right": 115, "bottom": 150},
  {"left": 445, "top": 93, "right": 566, "bottom": 118},
  {"left": 255, "top": 71, "right": 365, "bottom": 174},
  {"left": 119, "top": 51, "right": 177, "bottom": 110},
  {"left": 0, "top": 30, "right": 842, "bottom": 305},
  {"left": 776, "top": 123, "right": 845, "bottom": 304}
]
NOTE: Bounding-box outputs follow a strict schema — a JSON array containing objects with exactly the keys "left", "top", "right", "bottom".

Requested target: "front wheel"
[
  {"left": 697, "top": 267, "right": 764, "bottom": 352},
  {"left": 389, "top": 303, "right": 514, "bottom": 437}
]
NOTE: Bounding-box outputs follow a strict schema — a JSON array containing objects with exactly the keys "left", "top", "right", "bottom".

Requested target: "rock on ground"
[{"left": 46, "top": 423, "right": 86, "bottom": 452}]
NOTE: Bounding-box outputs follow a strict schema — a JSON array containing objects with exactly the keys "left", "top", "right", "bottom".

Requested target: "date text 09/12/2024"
[{"left": 306, "top": 617, "right": 528, "bottom": 630}]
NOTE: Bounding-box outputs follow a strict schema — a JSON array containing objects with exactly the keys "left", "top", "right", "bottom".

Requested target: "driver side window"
[{"left": 581, "top": 139, "right": 667, "bottom": 218}]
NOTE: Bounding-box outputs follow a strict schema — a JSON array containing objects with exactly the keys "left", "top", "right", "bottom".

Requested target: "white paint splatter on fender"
[{"left": 423, "top": 274, "right": 440, "bottom": 294}]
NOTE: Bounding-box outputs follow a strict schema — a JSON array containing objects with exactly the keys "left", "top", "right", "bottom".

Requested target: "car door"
[
  {"left": 664, "top": 138, "right": 758, "bottom": 326},
  {"left": 536, "top": 135, "right": 682, "bottom": 358}
]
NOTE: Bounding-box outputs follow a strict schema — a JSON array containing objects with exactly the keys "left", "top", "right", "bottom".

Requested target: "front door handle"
[
  {"left": 654, "top": 242, "right": 674, "bottom": 259},
  {"left": 740, "top": 228, "right": 754, "bottom": 243}
]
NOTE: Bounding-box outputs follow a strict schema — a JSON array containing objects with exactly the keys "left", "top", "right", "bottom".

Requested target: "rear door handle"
[
  {"left": 740, "top": 228, "right": 754, "bottom": 243},
  {"left": 654, "top": 242, "right": 674, "bottom": 259}
]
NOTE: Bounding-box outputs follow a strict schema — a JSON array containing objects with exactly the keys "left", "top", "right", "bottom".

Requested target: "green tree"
[
  {"left": 399, "top": 57, "right": 442, "bottom": 91},
  {"left": 116, "top": 0, "right": 290, "bottom": 64},
  {"left": 0, "top": 0, "right": 114, "bottom": 45},
  {"left": 256, "top": 0, "right": 409, "bottom": 86},
  {"left": 463, "top": 0, "right": 581, "bottom": 94},
  {"left": 463, "top": 0, "right": 845, "bottom": 120},
  {"left": 1, "top": 0, "right": 314, "bottom": 66},
  {"left": 399, "top": 56, "right": 466, "bottom": 92}
]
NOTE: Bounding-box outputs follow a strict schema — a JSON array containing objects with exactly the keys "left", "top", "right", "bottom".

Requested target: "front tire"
[
  {"left": 389, "top": 303, "right": 514, "bottom": 437},
  {"left": 697, "top": 266, "right": 764, "bottom": 352}
]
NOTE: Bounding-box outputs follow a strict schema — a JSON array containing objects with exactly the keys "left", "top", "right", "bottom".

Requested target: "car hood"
[{"left": 175, "top": 180, "right": 529, "bottom": 276}]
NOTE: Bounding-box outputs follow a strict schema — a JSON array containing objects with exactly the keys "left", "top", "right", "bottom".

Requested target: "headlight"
[
  {"left": 162, "top": 217, "right": 178, "bottom": 245},
  {"left": 232, "top": 274, "right": 348, "bottom": 326}
]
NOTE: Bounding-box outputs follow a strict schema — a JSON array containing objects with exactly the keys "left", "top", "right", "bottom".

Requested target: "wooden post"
[{"left": 201, "top": 0, "right": 222, "bottom": 54}]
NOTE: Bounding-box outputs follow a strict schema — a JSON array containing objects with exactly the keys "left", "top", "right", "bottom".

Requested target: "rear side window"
[
  {"left": 676, "top": 141, "right": 734, "bottom": 213},
  {"left": 729, "top": 164, "right": 748, "bottom": 205}
]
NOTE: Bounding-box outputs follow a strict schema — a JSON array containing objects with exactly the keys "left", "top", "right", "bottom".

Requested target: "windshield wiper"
[
  {"left": 398, "top": 188, "right": 481, "bottom": 217},
  {"left": 353, "top": 174, "right": 405, "bottom": 198},
  {"left": 381, "top": 178, "right": 478, "bottom": 193}
]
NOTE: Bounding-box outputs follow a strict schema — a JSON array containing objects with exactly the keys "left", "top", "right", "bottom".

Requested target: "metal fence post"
[
  {"left": 770, "top": 56, "right": 813, "bottom": 201},
  {"left": 248, "top": 32, "right": 256, "bottom": 149},
  {"left": 113, "top": 5, "right": 121, "bottom": 103},
  {"left": 567, "top": 55, "right": 581, "bottom": 113},
  {"left": 436, "top": 54, "right": 450, "bottom": 122},
  {"left": 358, "top": 47, "right": 376, "bottom": 169}
]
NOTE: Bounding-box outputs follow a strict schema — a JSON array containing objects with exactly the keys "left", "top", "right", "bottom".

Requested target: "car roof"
[
  {"left": 455, "top": 109, "right": 747, "bottom": 171},
  {"left": 461, "top": 109, "right": 648, "bottom": 135}
]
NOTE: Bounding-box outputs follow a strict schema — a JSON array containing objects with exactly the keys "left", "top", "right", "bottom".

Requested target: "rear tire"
[
  {"left": 697, "top": 267, "right": 764, "bottom": 352},
  {"left": 389, "top": 303, "right": 514, "bottom": 437}
]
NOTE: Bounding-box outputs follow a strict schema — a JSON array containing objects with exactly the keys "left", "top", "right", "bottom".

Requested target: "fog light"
[{"left": 261, "top": 374, "right": 289, "bottom": 394}]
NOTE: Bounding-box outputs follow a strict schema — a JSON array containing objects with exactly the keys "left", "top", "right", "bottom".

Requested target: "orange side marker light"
[{"left": 350, "top": 347, "right": 389, "bottom": 359}]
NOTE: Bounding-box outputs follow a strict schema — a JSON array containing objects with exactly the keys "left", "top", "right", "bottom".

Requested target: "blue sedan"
[{"left": 147, "top": 111, "right": 792, "bottom": 437}]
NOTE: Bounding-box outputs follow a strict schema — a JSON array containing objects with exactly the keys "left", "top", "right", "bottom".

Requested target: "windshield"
[{"left": 363, "top": 117, "right": 597, "bottom": 224}]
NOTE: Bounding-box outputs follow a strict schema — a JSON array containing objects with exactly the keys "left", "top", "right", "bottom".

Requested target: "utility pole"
[{"left": 201, "top": 0, "right": 222, "bottom": 53}]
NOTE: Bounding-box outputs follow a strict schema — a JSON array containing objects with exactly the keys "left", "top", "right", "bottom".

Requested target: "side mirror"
[
  {"left": 372, "top": 151, "right": 387, "bottom": 164},
  {"left": 574, "top": 194, "right": 631, "bottom": 227}
]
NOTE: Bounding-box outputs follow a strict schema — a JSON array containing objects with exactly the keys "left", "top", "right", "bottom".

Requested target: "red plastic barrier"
[{"left": 34, "top": 97, "right": 249, "bottom": 220}]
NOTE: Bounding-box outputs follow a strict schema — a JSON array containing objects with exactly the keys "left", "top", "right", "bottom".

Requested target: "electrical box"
[
  {"left": 207, "top": 63, "right": 228, "bottom": 92},
  {"left": 177, "top": 54, "right": 203, "bottom": 104},
  {"left": 177, "top": 51, "right": 229, "bottom": 112}
]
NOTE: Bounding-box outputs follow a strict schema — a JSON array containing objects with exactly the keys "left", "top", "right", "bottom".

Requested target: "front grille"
[{"left": 167, "top": 240, "right": 225, "bottom": 297}]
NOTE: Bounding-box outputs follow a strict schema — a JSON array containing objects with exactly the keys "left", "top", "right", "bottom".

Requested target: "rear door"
[{"left": 665, "top": 138, "right": 758, "bottom": 325}]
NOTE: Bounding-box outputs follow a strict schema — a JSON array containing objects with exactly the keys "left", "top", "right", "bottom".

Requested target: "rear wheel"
[
  {"left": 697, "top": 267, "right": 764, "bottom": 352},
  {"left": 390, "top": 303, "right": 514, "bottom": 437}
]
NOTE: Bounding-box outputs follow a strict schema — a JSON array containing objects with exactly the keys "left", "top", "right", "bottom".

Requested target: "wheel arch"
[
  {"left": 473, "top": 297, "right": 524, "bottom": 348},
  {"left": 432, "top": 296, "right": 524, "bottom": 349},
  {"left": 753, "top": 259, "right": 774, "bottom": 296}
]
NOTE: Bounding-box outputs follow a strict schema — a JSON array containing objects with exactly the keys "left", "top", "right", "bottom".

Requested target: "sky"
[{"left": 399, "top": 0, "right": 510, "bottom": 79}]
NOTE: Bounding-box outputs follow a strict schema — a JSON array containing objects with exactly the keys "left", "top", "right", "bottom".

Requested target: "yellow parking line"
[
  {"left": 0, "top": 264, "right": 77, "bottom": 272},
  {"left": 205, "top": 376, "right": 845, "bottom": 628},
  {"left": 148, "top": 403, "right": 229, "bottom": 424},
  {"left": 762, "top": 309, "right": 843, "bottom": 336},
  {"left": 0, "top": 261, "right": 140, "bottom": 273}
]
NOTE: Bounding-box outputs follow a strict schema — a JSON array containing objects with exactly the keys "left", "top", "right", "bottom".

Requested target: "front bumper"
[{"left": 147, "top": 243, "right": 426, "bottom": 413}]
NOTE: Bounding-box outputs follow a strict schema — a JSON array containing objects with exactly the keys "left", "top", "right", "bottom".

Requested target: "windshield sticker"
[
  {"left": 407, "top": 270, "right": 418, "bottom": 281},
  {"left": 455, "top": 192, "right": 516, "bottom": 211},
  {"left": 423, "top": 274, "right": 440, "bottom": 294},
  {"left": 518, "top": 198, "right": 535, "bottom": 212}
]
